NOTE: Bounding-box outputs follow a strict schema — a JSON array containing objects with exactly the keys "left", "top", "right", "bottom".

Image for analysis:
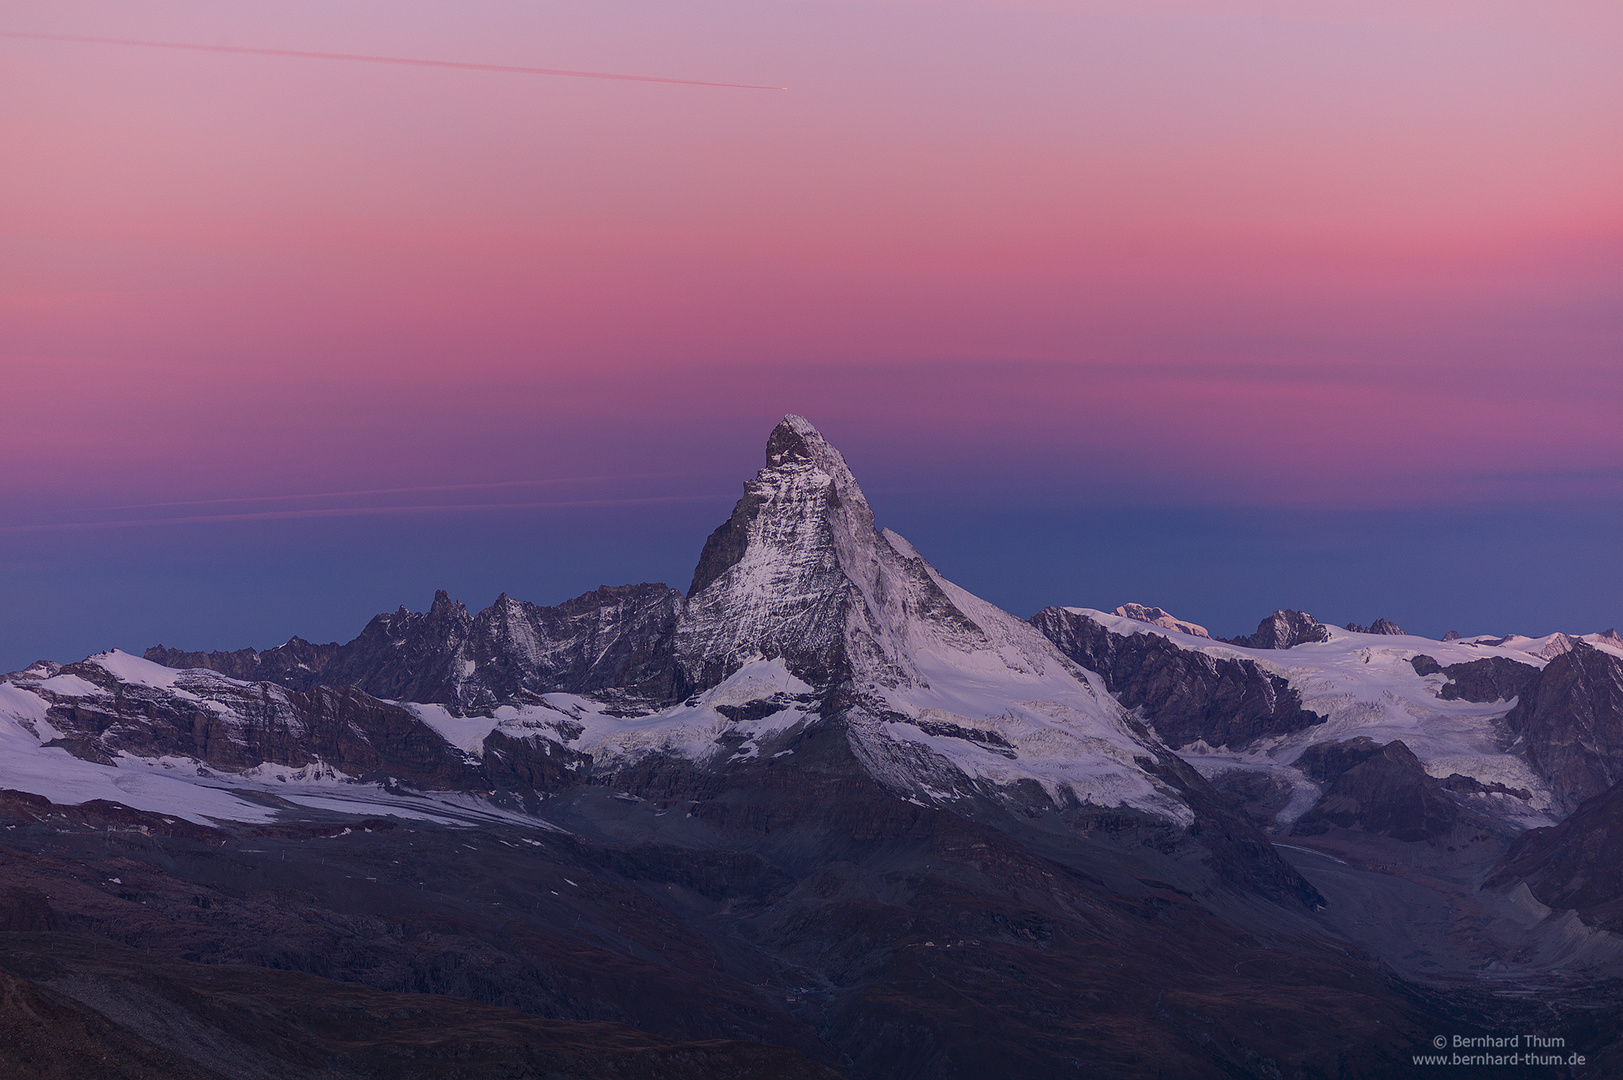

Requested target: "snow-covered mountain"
[
  {"left": 5, "top": 415, "right": 1621, "bottom": 846},
  {"left": 672, "top": 415, "right": 1196, "bottom": 821},
  {"left": 147, "top": 582, "right": 684, "bottom": 709},
  {"left": 1033, "top": 606, "right": 1623, "bottom": 830},
  {"left": 5, "top": 414, "right": 1623, "bottom": 1078},
  {"left": 0, "top": 417, "right": 1203, "bottom": 833},
  {"left": 0, "top": 650, "right": 566, "bottom": 827}
]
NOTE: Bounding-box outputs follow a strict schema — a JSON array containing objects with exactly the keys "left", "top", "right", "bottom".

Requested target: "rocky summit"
[{"left": 3, "top": 415, "right": 1623, "bottom": 1079}]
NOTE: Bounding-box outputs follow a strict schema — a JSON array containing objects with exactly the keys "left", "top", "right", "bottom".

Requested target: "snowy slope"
[
  {"left": 0, "top": 653, "right": 555, "bottom": 828},
  {"left": 407, "top": 658, "right": 817, "bottom": 771},
  {"left": 674, "top": 416, "right": 1195, "bottom": 822},
  {"left": 1459, "top": 631, "right": 1623, "bottom": 663},
  {"left": 0, "top": 418, "right": 1199, "bottom": 830},
  {"left": 1066, "top": 609, "right": 1563, "bottom": 826},
  {"left": 11, "top": 416, "right": 1599, "bottom": 837}
]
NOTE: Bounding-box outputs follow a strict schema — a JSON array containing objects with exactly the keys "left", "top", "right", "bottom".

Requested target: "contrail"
[
  {"left": 0, "top": 29, "right": 786, "bottom": 90},
  {"left": 98, "top": 472, "right": 715, "bottom": 512},
  {"left": 0, "top": 494, "right": 722, "bottom": 534}
]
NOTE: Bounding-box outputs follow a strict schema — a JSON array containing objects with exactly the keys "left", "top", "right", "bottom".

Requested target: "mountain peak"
[
  {"left": 679, "top": 413, "right": 1001, "bottom": 692},
  {"left": 1228, "top": 610, "right": 1329, "bottom": 650},
  {"left": 427, "top": 590, "right": 468, "bottom": 621},
  {"left": 687, "top": 417, "right": 872, "bottom": 601},
  {"left": 765, "top": 414, "right": 819, "bottom": 467},
  {"left": 678, "top": 415, "right": 884, "bottom": 686},
  {"left": 1114, "top": 603, "right": 1211, "bottom": 639}
]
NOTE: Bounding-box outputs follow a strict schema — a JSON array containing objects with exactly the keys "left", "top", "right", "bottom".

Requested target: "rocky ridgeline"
[
  {"left": 1344, "top": 618, "right": 1406, "bottom": 635},
  {"left": 6, "top": 414, "right": 1623, "bottom": 1078},
  {"left": 17, "top": 656, "right": 589, "bottom": 803},
  {"left": 1029, "top": 607, "right": 1323, "bottom": 748},
  {"left": 1224, "top": 609, "right": 1331, "bottom": 649},
  {"left": 11, "top": 417, "right": 1316, "bottom": 914},
  {"left": 148, "top": 582, "right": 683, "bottom": 711},
  {"left": 118, "top": 413, "right": 1623, "bottom": 837}
]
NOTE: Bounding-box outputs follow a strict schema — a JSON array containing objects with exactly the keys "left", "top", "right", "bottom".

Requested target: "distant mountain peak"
[
  {"left": 766, "top": 413, "right": 839, "bottom": 469},
  {"left": 687, "top": 414, "right": 874, "bottom": 601},
  {"left": 1226, "top": 610, "right": 1329, "bottom": 649},
  {"left": 428, "top": 589, "right": 467, "bottom": 618},
  {"left": 677, "top": 414, "right": 982, "bottom": 693},
  {"left": 1345, "top": 618, "right": 1406, "bottom": 636},
  {"left": 1114, "top": 603, "right": 1211, "bottom": 639}
]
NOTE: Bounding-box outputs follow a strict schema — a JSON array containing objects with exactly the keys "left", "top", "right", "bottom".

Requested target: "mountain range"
[{"left": 3, "top": 415, "right": 1621, "bottom": 1078}]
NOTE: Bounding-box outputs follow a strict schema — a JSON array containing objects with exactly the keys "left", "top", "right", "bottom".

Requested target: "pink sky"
[{"left": 3, "top": 0, "right": 1621, "bottom": 519}]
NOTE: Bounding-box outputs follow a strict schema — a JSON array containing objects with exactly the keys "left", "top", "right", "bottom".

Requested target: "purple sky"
[{"left": 2, "top": 0, "right": 1620, "bottom": 667}]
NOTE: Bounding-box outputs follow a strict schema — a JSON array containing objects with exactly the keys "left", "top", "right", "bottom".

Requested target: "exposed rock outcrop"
[
  {"left": 1290, "top": 738, "right": 1468, "bottom": 842},
  {"left": 1030, "top": 607, "right": 1323, "bottom": 748},
  {"left": 149, "top": 582, "right": 683, "bottom": 710},
  {"left": 1488, "top": 778, "right": 1623, "bottom": 931},
  {"left": 1435, "top": 655, "right": 1542, "bottom": 703},
  {"left": 1344, "top": 618, "right": 1405, "bottom": 636},
  {"left": 1113, "top": 604, "right": 1211, "bottom": 639},
  {"left": 1225, "top": 610, "right": 1329, "bottom": 650},
  {"left": 1409, "top": 654, "right": 1443, "bottom": 677},
  {"left": 1503, "top": 643, "right": 1623, "bottom": 809},
  {"left": 22, "top": 653, "right": 589, "bottom": 801},
  {"left": 140, "top": 637, "right": 341, "bottom": 687}
]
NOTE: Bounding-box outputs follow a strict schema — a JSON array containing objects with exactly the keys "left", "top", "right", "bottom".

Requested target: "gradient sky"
[{"left": 2, "top": 0, "right": 1620, "bottom": 669}]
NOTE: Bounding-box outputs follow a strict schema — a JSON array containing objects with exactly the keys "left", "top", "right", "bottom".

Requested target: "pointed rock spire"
[
  {"left": 678, "top": 415, "right": 883, "bottom": 689},
  {"left": 675, "top": 415, "right": 1059, "bottom": 698}
]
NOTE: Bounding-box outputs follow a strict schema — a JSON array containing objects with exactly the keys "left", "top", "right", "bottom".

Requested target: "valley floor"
[{"left": 1, "top": 785, "right": 1617, "bottom": 1079}]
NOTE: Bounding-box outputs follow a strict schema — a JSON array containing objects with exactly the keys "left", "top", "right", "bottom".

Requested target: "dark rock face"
[
  {"left": 1293, "top": 737, "right": 1388, "bottom": 785},
  {"left": 1439, "top": 773, "right": 1531, "bottom": 800},
  {"left": 27, "top": 662, "right": 595, "bottom": 803},
  {"left": 1503, "top": 643, "right": 1623, "bottom": 809},
  {"left": 1290, "top": 738, "right": 1466, "bottom": 842},
  {"left": 672, "top": 415, "right": 987, "bottom": 695},
  {"left": 1436, "top": 655, "right": 1542, "bottom": 703},
  {"left": 1409, "top": 654, "right": 1443, "bottom": 677},
  {"left": 1030, "top": 608, "right": 1323, "bottom": 748},
  {"left": 687, "top": 491, "right": 762, "bottom": 598},
  {"left": 35, "top": 662, "right": 482, "bottom": 789},
  {"left": 1489, "top": 779, "right": 1623, "bottom": 931},
  {"left": 142, "top": 637, "right": 343, "bottom": 687},
  {"left": 1205, "top": 769, "right": 1300, "bottom": 829},
  {"left": 149, "top": 582, "right": 683, "bottom": 710},
  {"left": 1345, "top": 619, "right": 1405, "bottom": 635},
  {"left": 1225, "top": 610, "right": 1329, "bottom": 649}
]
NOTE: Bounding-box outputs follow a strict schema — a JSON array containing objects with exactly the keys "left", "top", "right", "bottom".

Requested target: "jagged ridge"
[{"left": 148, "top": 582, "right": 683, "bottom": 711}]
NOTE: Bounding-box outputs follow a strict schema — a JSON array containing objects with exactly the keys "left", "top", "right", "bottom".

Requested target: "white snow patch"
[
  {"left": 533, "top": 658, "right": 815, "bottom": 769},
  {"left": 33, "top": 674, "right": 102, "bottom": 697},
  {"left": 408, "top": 704, "right": 504, "bottom": 756},
  {"left": 1064, "top": 610, "right": 1565, "bottom": 826},
  {"left": 87, "top": 650, "right": 188, "bottom": 688},
  {"left": 1114, "top": 603, "right": 1211, "bottom": 639},
  {"left": 0, "top": 675, "right": 565, "bottom": 830}
]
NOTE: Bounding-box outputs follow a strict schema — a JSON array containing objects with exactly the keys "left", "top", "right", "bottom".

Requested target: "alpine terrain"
[{"left": 3, "top": 416, "right": 1621, "bottom": 1078}]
